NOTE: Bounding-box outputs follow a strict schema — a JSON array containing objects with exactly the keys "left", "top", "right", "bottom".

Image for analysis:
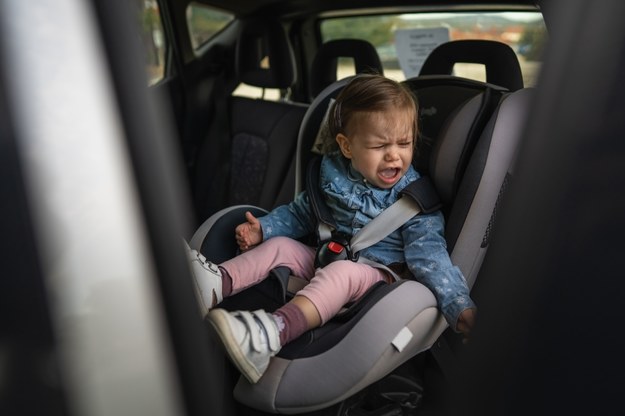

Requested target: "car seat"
[
  {"left": 308, "top": 39, "right": 384, "bottom": 100},
  {"left": 190, "top": 41, "right": 531, "bottom": 414},
  {"left": 192, "top": 17, "right": 309, "bottom": 223}
]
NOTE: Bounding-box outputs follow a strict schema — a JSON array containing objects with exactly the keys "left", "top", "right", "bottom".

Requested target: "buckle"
[{"left": 314, "top": 234, "right": 358, "bottom": 268}]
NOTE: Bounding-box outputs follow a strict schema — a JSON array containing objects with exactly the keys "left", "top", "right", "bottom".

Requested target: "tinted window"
[
  {"left": 140, "top": 0, "right": 166, "bottom": 85},
  {"left": 186, "top": 2, "right": 234, "bottom": 50}
]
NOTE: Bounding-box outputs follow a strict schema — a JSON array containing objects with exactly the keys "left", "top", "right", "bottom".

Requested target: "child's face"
[{"left": 336, "top": 108, "right": 414, "bottom": 189}]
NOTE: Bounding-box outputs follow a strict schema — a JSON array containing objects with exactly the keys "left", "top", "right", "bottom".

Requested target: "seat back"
[
  {"left": 193, "top": 18, "right": 308, "bottom": 222},
  {"left": 308, "top": 39, "right": 384, "bottom": 100}
]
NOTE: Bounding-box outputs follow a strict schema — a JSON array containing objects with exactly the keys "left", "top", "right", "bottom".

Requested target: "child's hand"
[
  {"left": 457, "top": 307, "right": 476, "bottom": 344},
  {"left": 235, "top": 211, "right": 262, "bottom": 252}
]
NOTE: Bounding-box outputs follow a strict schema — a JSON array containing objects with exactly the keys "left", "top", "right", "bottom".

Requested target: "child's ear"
[{"left": 336, "top": 134, "right": 352, "bottom": 159}]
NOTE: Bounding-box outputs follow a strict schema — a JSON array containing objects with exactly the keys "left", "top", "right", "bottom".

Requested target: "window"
[
  {"left": 320, "top": 12, "right": 547, "bottom": 87},
  {"left": 140, "top": 0, "right": 166, "bottom": 85},
  {"left": 186, "top": 3, "right": 234, "bottom": 51}
]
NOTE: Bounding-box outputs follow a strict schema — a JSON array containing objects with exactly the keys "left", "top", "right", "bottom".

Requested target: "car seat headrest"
[
  {"left": 419, "top": 40, "right": 523, "bottom": 91},
  {"left": 309, "top": 39, "right": 384, "bottom": 99},
  {"left": 236, "top": 18, "right": 296, "bottom": 89}
]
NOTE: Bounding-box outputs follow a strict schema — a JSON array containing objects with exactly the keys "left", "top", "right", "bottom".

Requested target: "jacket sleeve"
[
  {"left": 401, "top": 211, "right": 476, "bottom": 331},
  {"left": 258, "top": 191, "right": 317, "bottom": 241}
]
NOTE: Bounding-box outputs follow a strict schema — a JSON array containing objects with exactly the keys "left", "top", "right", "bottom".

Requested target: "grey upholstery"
[{"left": 309, "top": 39, "right": 383, "bottom": 100}]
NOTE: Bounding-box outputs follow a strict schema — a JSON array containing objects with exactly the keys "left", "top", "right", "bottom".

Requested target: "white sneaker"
[
  {"left": 185, "top": 242, "right": 223, "bottom": 318},
  {"left": 208, "top": 309, "right": 281, "bottom": 383}
]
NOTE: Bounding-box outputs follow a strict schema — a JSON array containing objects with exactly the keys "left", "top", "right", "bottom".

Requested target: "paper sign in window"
[{"left": 395, "top": 28, "right": 450, "bottom": 79}]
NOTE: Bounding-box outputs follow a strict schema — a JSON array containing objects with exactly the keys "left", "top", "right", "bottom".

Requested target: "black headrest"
[
  {"left": 419, "top": 40, "right": 523, "bottom": 91},
  {"left": 236, "top": 18, "right": 296, "bottom": 89},
  {"left": 309, "top": 39, "right": 383, "bottom": 99}
]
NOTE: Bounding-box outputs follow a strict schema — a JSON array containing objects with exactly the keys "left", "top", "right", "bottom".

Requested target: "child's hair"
[{"left": 328, "top": 74, "right": 419, "bottom": 143}]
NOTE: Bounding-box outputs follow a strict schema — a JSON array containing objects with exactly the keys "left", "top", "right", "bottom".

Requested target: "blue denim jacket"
[{"left": 258, "top": 152, "right": 475, "bottom": 330}]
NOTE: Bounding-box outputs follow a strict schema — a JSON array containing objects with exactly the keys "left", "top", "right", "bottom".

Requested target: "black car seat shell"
[
  {"left": 193, "top": 18, "right": 308, "bottom": 222},
  {"left": 308, "top": 39, "right": 384, "bottom": 100},
  {"left": 191, "top": 40, "right": 530, "bottom": 413}
]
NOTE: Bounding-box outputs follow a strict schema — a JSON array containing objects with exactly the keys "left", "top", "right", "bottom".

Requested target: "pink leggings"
[{"left": 220, "top": 237, "right": 389, "bottom": 324}]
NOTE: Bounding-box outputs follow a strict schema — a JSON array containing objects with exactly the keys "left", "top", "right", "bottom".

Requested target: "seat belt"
[
  {"left": 350, "top": 196, "right": 421, "bottom": 254},
  {"left": 307, "top": 156, "right": 442, "bottom": 268}
]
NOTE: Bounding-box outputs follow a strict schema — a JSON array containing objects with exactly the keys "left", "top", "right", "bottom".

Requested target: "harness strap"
[
  {"left": 350, "top": 196, "right": 421, "bottom": 254},
  {"left": 351, "top": 175, "right": 443, "bottom": 253},
  {"left": 356, "top": 256, "right": 402, "bottom": 281},
  {"left": 400, "top": 176, "right": 443, "bottom": 214},
  {"left": 307, "top": 157, "right": 337, "bottom": 242}
]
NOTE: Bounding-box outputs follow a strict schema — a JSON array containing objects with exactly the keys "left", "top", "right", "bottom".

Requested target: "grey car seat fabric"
[
  {"left": 193, "top": 18, "right": 308, "bottom": 222},
  {"left": 308, "top": 39, "right": 384, "bottom": 100}
]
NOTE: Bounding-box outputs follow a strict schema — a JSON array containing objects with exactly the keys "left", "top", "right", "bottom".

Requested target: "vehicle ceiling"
[{"left": 188, "top": 0, "right": 542, "bottom": 18}]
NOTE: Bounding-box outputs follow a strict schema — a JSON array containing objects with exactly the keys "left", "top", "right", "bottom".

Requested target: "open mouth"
[{"left": 378, "top": 167, "right": 401, "bottom": 184}]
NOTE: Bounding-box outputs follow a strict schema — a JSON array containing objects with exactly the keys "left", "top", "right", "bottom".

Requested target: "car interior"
[
  {"left": 180, "top": 2, "right": 538, "bottom": 414},
  {"left": 4, "top": 0, "right": 625, "bottom": 416}
]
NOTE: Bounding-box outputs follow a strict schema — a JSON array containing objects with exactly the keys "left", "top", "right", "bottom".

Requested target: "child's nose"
[{"left": 385, "top": 146, "right": 400, "bottom": 160}]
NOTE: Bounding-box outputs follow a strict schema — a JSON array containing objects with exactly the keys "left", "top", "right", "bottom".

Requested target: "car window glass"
[
  {"left": 187, "top": 2, "right": 234, "bottom": 51},
  {"left": 140, "top": 0, "right": 166, "bottom": 85},
  {"left": 320, "top": 11, "right": 546, "bottom": 86}
]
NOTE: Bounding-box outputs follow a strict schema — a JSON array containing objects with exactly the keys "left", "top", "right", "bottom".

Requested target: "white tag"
[{"left": 391, "top": 327, "right": 413, "bottom": 352}]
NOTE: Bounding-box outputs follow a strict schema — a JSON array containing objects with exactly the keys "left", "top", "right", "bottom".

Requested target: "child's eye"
[{"left": 399, "top": 141, "right": 412, "bottom": 147}]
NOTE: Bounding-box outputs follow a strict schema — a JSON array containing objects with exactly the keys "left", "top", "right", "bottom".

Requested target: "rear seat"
[
  {"left": 192, "top": 18, "right": 308, "bottom": 222},
  {"left": 308, "top": 39, "right": 384, "bottom": 100}
]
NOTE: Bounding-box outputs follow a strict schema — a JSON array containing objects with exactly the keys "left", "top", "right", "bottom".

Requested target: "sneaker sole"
[{"left": 208, "top": 309, "right": 262, "bottom": 383}]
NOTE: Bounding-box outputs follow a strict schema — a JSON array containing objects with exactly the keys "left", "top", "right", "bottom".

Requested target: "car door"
[{"left": 0, "top": 0, "right": 227, "bottom": 415}]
